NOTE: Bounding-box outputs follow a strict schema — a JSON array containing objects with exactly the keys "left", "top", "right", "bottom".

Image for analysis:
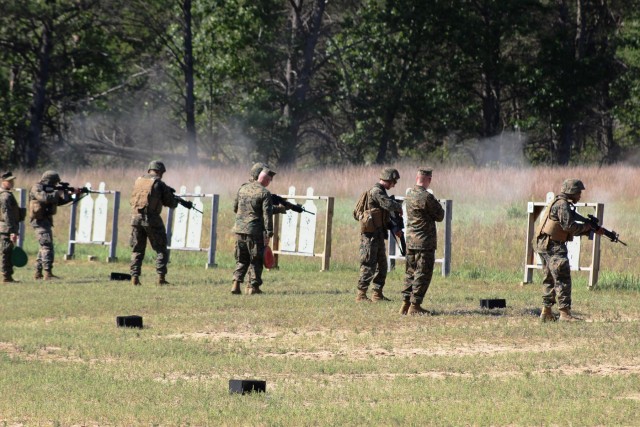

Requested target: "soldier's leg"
[
  {"left": 549, "top": 253, "right": 572, "bottom": 310},
  {"left": 357, "top": 234, "right": 376, "bottom": 291},
  {"left": 402, "top": 250, "right": 416, "bottom": 301},
  {"left": 371, "top": 234, "right": 388, "bottom": 291},
  {"left": 129, "top": 225, "right": 147, "bottom": 277},
  {"left": 233, "top": 235, "right": 251, "bottom": 283},
  {"left": 147, "top": 225, "right": 169, "bottom": 275},
  {"left": 411, "top": 250, "right": 435, "bottom": 305},
  {"left": 36, "top": 224, "right": 55, "bottom": 272},
  {"left": 248, "top": 237, "right": 265, "bottom": 290},
  {"left": 539, "top": 252, "right": 557, "bottom": 307},
  {"left": 1, "top": 237, "right": 13, "bottom": 280}
]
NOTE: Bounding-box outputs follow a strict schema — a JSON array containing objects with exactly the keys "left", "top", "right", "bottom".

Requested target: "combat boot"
[
  {"left": 34, "top": 270, "right": 43, "bottom": 280},
  {"left": 132, "top": 276, "right": 141, "bottom": 286},
  {"left": 399, "top": 300, "right": 411, "bottom": 315},
  {"left": 157, "top": 274, "right": 169, "bottom": 285},
  {"left": 2, "top": 274, "right": 16, "bottom": 283},
  {"left": 540, "top": 306, "right": 556, "bottom": 322},
  {"left": 371, "top": 288, "right": 391, "bottom": 302},
  {"left": 252, "top": 286, "right": 263, "bottom": 294},
  {"left": 355, "top": 289, "right": 371, "bottom": 302},
  {"left": 43, "top": 270, "right": 60, "bottom": 280},
  {"left": 559, "top": 308, "right": 580, "bottom": 322},
  {"left": 231, "top": 280, "right": 241, "bottom": 294},
  {"left": 407, "top": 303, "right": 430, "bottom": 316}
]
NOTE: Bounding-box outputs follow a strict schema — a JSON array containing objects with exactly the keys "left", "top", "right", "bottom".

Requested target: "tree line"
[{"left": 1, "top": 0, "right": 638, "bottom": 169}]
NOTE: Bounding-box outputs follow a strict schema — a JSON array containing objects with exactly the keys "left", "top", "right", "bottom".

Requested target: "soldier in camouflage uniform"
[
  {"left": 534, "top": 179, "right": 603, "bottom": 322},
  {"left": 1, "top": 172, "right": 25, "bottom": 283},
  {"left": 400, "top": 168, "right": 445, "bottom": 315},
  {"left": 129, "top": 160, "right": 179, "bottom": 286},
  {"left": 29, "top": 170, "right": 80, "bottom": 280},
  {"left": 356, "top": 167, "right": 404, "bottom": 302},
  {"left": 231, "top": 165, "right": 288, "bottom": 295}
]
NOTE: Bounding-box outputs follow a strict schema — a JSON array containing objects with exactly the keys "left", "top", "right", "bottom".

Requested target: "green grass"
[{"left": 2, "top": 259, "right": 640, "bottom": 425}]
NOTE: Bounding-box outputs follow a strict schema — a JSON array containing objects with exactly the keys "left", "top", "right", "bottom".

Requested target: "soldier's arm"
[
  {"left": 425, "top": 193, "right": 445, "bottom": 222},
  {"left": 4, "top": 195, "right": 20, "bottom": 233},
  {"left": 370, "top": 187, "right": 403, "bottom": 212},
  {"left": 32, "top": 185, "right": 59, "bottom": 204},
  {"left": 272, "top": 205, "right": 287, "bottom": 215},
  {"left": 158, "top": 181, "right": 179, "bottom": 209},
  {"left": 263, "top": 190, "right": 274, "bottom": 236},
  {"left": 557, "top": 204, "right": 591, "bottom": 235}
]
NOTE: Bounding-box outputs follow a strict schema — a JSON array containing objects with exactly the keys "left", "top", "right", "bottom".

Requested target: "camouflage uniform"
[
  {"left": 0, "top": 172, "right": 24, "bottom": 280},
  {"left": 357, "top": 175, "right": 403, "bottom": 294},
  {"left": 534, "top": 186, "right": 591, "bottom": 310},
  {"left": 129, "top": 163, "right": 178, "bottom": 280},
  {"left": 402, "top": 178, "right": 445, "bottom": 305},
  {"left": 29, "top": 171, "right": 72, "bottom": 276}
]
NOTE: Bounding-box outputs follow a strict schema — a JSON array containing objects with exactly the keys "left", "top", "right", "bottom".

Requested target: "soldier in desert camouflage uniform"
[
  {"left": 29, "top": 170, "right": 80, "bottom": 280},
  {"left": 400, "top": 168, "right": 445, "bottom": 315},
  {"left": 129, "top": 160, "right": 178, "bottom": 286},
  {"left": 534, "top": 179, "right": 603, "bottom": 322},
  {"left": 231, "top": 165, "right": 288, "bottom": 295},
  {"left": 0, "top": 172, "right": 25, "bottom": 283},
  {"left": 355, "top": 167, "right": 404, "bottom": 302}
]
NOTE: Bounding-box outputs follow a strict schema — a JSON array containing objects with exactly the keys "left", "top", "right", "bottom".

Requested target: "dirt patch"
[{"left": 0, "top": 341, "right": 113, "bottom": 365}]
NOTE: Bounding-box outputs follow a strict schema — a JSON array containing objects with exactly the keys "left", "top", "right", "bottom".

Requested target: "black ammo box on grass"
[
  {"left": 116, "top": 315, "right": 143, "bottom": 328},
  {"left": 480, "top": 299, "right": 506, "bottom": 309},
  {"left": 229, "top": 380, "right": 266, "bottom": 395},
  {"left": 110, "top": 272, "right": 132, "bottom": 281}
]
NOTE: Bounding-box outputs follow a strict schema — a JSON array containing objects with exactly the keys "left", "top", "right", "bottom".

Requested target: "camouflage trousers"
[
  {"left": 32, "top": 223, "right": 54, "bottom": 273},
  {"left": 402, "top": 249, "right": 435, "bottom": 304},
  {"left": 1, "top": 235, "right": 14, "bottom": 277},
  {"left": 130, "top": 224, "right": 169, "bottom": 276},
  {"left": 538, "top": 250, "right": 572, "bottom": 309},
  {"left": 357, "top": 232, "right": 387, "bottom": 291},
  {"left": 233, "top": 233, "right": 264, "bottom": 288}
]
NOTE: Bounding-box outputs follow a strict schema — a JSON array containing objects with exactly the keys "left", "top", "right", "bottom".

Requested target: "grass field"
[{"left": 1, "top": 165, "right": 640, "bottom": 425}]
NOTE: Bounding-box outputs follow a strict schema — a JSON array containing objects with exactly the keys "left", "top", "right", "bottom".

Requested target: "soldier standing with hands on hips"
[
  {"left": 0, "top": 171, "right": 26, "bottom": 283},
  {"left": 129, "top": 160, "right": 179, "bottom": 286},
  {"left": 400, "top": 168, "right": 444, "bottom": 315},
  {"left": 231, "top": 164, "right": 288, "bottom": 295},
  {"left": 29, "top": 170, "right": 81, "bottom": 280}
]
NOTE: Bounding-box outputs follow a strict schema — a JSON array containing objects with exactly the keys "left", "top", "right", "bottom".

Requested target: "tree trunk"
[
  {"left": 24, "top": 19, "right": 54, "bottom": 168},
  {"left": 183, "top": 0, "right": 197, "bottom": 165}
]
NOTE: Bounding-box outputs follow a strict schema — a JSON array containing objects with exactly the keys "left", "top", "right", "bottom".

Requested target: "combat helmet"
[
  {"left": 147, "top": 160, "right": 166, "bottom": 173},
  {"left": 380, "top": 167, "right": 400, "bottom": 182},
  {"left": 561, "top": 179, "right": 585, "bottom": 195},
  {"left": 41, "top": 170, "right": 61, "bottom": 184},
  {"left": 250, "top": 162, "right": 268, "bottom": 180}
]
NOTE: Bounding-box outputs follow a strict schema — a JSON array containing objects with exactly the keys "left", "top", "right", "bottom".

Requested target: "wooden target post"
[
  {"left": 65, "top": 182, "right": 121, "bottom": 262},
  {"left": 386, "top": 190, "right": 453, "bottom": 277},
  {"left": 271, "top": 186, "right": 334, "bottom": 271},
  {"left": 523, "top": 192, "right": 604, "bottom": 288},
  {"left": 165, "top": 186, "right": 219, "bottom": 269}
]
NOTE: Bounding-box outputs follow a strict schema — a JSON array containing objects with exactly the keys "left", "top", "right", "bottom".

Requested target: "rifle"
[
  {"left": 574, "top": 211, "right": 627, "bottom": 246},
  {"left": 388, "top": 196, "right": 406, "bottom": 256},
  {"left": 44, "top": 182, "right": 94, "bottom": 194},
  {"left": 168, "top": 187, "right": 203, "bottom": 214},
  {"left": 271, "top": 194, "right": 315, "bottom": 215}
]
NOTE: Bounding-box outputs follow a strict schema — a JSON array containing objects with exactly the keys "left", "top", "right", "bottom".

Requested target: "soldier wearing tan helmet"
[
  {"left": 29, "top": 170, "right": 81, "bottom": 280},
  {"left": 0, "top": 171, "right": 26, "bottom": 282},
  {"left": 354, "top": 167, "right": 403, "bottom": 302},
  {"left": 534, "top": 179, "right": 604, "bottom": 321},
  {"left": 129, "top": 160, "right": 179, "bottom": 286}
]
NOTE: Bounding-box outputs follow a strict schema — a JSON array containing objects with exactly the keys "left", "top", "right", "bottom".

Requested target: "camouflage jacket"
[
  {"left": 232, "top": 181, "right": 276, "bottom": 237},
  {"left": 535, "top": 194, "right": 591, "bottom": 253},
  {"left": 0, "top": 189, "right": 21, "bottom": 234},
  {"left": 28, "top": 182, "right": 69, "bottom": 225},
  {"left": 405, "top": 185, "right": 445, "bottom": 250},
  {"left": 130, "top": 174, "right": 178, "bottom": 227},
  {"left": 368, "top": 183, "right": 403, "bottom": 230}
]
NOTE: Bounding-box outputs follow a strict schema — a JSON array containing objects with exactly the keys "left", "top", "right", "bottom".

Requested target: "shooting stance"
[
  {"left": 1, "top": 172, "right": 25, "bottom": 282},
  {"left": 400, "top": 168, "right": 444, "bottom": 315},
  {"left": 231, "top": 165, "right": 287, "bottom": 295},
  {"left": 29, "top": 170, "right": 81, "bottom": 280},
  {"left": 354, "top": 167, "right": 403, "bottom": 302},
  {"left": 534, "top": 179, "right": 604, "bottom": 322},
  {"left": 129, "top": 160, "right": 178, "bottom": 286}
]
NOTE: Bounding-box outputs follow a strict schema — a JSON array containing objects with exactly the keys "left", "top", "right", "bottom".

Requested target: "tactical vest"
[
  {"left": 28, "top": 183, "right": 56, "bottom": 221},
  {"left": 130, "top": 176, "right": 161, "bottom": 215},
  {"left": 536, "top": 196, "right": 571, "bottom": 242}
]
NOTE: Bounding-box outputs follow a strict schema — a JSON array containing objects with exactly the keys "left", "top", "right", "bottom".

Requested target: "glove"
[{"left": 267, "top": 231, "right": 274, "bottom": 238}]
